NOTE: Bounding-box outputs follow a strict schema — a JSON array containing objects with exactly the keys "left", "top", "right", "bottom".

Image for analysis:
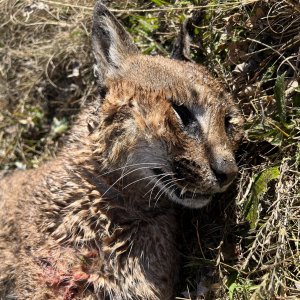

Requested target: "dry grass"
[
  {"left": 0, "top": 0, "right": 299, "bottom": 299},
  {"left": 0, "top": 0, "right": 95, "bottom": 168}
]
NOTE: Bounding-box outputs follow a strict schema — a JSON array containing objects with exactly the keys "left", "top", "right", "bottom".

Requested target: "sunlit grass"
[{"left": 0, "top": 0, "right": 299, "bottom": 299}]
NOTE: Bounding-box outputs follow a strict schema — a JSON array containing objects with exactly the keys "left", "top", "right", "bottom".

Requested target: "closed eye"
[
  {"left": 171, "top": 102, "right": 200, "bottom": 136},
  {"left": 171, "top": 102, "right": 195, "bottom": 126}
]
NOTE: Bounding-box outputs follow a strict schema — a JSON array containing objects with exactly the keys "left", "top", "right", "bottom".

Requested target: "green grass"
[{"left": 0, "top": 0, "right": 299, "bottom": 299}]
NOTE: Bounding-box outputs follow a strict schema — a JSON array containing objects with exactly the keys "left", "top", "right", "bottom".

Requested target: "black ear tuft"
[
  {"left": 92, "top": 2, "right": 138, "bottom": 83},
  {"left": 171, "top": 10, "right": 204, "bottom": 61}
]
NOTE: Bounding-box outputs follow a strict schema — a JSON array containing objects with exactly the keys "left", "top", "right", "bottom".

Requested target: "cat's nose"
[{"left": 211, "top": 159, "right": 238, "bottom": 187}]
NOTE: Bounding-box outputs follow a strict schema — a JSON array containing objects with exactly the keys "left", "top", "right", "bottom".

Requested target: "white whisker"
[
  {"left": 154, "top": 177, "right": 185, "bottom": 207},
  {"left": 154, "top": 182, "right": 180, "bottom": 207},
  {"left": 101, "top": 165, "right": 165, "bottom": 198},
  {"left": 96, "top": 162, "right": 166, "bottom": 178},
  {"left": 147, "top": 173, "right": 175, "bottom": 207},
  {"left": 122, "top": 172, "right": 172, "bottom": 190},
  {"left": 154, "top": 178, "right": 176, "bottom": 200}
]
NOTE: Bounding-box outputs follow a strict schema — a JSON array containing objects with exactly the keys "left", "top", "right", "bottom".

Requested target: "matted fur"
[{"left": 0, "top": 2, "right": 243, "bottom": 299}]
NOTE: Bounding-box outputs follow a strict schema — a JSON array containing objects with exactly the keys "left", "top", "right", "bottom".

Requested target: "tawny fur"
[{"left": 0, "top": 3, "right": 243, "bottom": 300}]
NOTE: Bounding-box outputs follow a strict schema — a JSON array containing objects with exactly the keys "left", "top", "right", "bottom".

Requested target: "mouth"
[{"left": 151, "top": 168, "right": 213, "bottom": 208}]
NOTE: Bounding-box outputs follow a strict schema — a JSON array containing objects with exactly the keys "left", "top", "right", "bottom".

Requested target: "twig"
[
  {"left": 266, "top": 118, "right": 290, "bottom": 138},
  {"left": 246, "top": 37, "right": 296, "bottom": 71}
]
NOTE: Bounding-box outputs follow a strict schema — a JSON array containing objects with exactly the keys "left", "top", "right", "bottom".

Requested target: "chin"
[
  {"left": 154, "top": 180, "right": 213, "bottom": 209},
  {"left": 168, "top": 191, "right": 213, "bottom": 209}
]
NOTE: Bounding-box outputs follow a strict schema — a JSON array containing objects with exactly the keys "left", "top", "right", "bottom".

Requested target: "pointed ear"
[
  {"left": 92, "top": 2, "right": 138, "bottom": 82},
  {"left": 171, "top": 18, "right": 192, "bottom": 61},
  {"left": 171, "top": 10, "right": 203, "bottom": 61}
]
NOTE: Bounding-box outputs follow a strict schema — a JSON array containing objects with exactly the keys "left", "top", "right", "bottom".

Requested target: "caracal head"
[{"left": 91, "top": 2, "right": 244, "bottom": 209}]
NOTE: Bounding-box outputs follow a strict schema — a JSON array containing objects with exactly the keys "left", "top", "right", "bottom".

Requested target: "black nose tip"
[{"left": 211, "top": 165, "right": 238, "bottom": 187}]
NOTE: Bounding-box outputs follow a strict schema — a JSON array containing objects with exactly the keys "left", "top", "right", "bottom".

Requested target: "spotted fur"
[{"left": 0, "top": 3, "right": 243, "bottom": 299}]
